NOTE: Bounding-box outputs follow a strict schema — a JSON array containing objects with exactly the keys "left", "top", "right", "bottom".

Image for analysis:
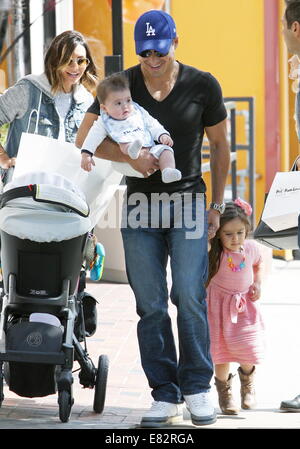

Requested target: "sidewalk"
[{"left": 1, "top": 255, "right": 300, "bottom": 430}]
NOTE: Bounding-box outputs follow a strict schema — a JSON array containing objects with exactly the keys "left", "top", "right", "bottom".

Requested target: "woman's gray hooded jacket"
[{"left": 0, "top": 73, "right": 94, "bottom": 158}]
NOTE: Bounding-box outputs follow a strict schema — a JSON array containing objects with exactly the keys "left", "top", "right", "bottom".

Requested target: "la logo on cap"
[{"left": 146, "top": 22, "right": 155, "bottom": 36}]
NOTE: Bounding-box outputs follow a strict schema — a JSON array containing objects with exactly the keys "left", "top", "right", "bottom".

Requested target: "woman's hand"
[{"left": 0, "top": 150, "right": 16, "bottom": 169}]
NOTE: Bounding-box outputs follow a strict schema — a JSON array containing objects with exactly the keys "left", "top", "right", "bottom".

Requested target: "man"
[
  {"left": 280, "top": 0, "right": 300, "bottom": 412},
  {"left": 76, "top": 10, "right": 230, "bottom": 427},
  {"left": 283, "top": 0, "right": 300, "bottom": 164}
]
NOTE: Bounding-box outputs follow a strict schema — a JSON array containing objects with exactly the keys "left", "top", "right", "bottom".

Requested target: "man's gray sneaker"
[
  {"left": 280, "top": 394, "right": 300, "bottom": 412},
  {"left": 184, "top": 392, "right": 217, "bottom": 426},
  {"left": 140, "top": 401, "right": 182, "bottom": 427}
]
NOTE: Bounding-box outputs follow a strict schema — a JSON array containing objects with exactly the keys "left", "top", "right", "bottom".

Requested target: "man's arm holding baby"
[{"left": 76, "top": 112, "right": 159, "bottom": 177}]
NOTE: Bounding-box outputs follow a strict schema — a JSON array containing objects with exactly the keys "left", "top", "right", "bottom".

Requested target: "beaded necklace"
[{"left": 226, "top": 247, "right": 246, "bottom": 272}]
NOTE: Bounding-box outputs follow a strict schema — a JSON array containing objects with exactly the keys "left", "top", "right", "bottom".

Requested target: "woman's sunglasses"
[
  {"left": 67, "top": 57, "right": 90, "bottom": 67},
  {"left": 138, "top": 50, "right": 168, "bottom": 58}
]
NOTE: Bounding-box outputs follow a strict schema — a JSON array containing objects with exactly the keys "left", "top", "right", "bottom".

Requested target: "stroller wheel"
[
  {"left": 58, "top": 390, "right": 73, "bottom": 423},
  {"left": 0, "top": 362, "right": 4, "bottom": 407},
  {"left": 93, "top": 354, "right": 109, "bottom": 414},
  {"left": 0, "top": 376, "right": 3, "bottom": 407}
]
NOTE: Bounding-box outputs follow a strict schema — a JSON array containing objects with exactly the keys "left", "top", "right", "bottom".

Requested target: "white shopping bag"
[
  {"left": 13, "top": 133, "right": 123, "bottom": 228},
  {"left": 261, "top": 171, "right": 300, "bottom": 231},
  {"left": 111, "top": 161, "right": 143, "bottom": 177}
]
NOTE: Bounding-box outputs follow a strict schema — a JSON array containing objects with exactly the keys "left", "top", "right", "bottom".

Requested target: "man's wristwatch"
[{"left": 210, "top": 202, "right": 226, "bottom": 214}]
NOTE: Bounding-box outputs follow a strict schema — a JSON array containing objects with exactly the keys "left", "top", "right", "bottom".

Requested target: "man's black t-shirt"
[{"left": 88, "top": 62, "right": 227, "bottom": 195}]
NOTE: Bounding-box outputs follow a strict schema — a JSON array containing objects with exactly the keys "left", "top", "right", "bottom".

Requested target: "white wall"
[
  {"left": 29, "top": 0, "right": 74, "bottom": 75},
  {"left": 55, "top": 0, "right": 74, "bottom": 34},
  {"left": 29, "top": 0, "right": 44, "bottom": 74}
]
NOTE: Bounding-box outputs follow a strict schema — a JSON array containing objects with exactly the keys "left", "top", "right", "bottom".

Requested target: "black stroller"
[{"left": 0, "top": 172, "right": 109, "bottom": 422}]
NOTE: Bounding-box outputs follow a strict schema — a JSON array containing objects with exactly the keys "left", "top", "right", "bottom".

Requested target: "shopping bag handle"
[{"left": 26, "top": 91, "right": 43, "bottom": 134}]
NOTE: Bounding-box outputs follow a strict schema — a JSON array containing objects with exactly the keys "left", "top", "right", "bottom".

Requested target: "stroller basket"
[{"left": 4, "top": 321, "right": 64, "bottom": 398}]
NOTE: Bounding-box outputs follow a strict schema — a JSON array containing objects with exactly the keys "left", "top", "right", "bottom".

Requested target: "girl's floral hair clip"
[{"left": 234, "top": 197, "right": 252, "bottom": 216}]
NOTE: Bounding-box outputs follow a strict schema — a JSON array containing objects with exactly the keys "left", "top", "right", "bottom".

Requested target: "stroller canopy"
[{"left": 0, "top": 172, "right": 91, "bottom": 242}]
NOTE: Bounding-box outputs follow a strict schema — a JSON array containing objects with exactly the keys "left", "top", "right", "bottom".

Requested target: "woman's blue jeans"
[{"left": 121, "top": 192, "right": 213, "bottom": 404}]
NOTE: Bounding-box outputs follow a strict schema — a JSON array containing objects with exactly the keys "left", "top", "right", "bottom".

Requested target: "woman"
[{"left": 0, "top": 30, "right": 97, "bottom": 183}]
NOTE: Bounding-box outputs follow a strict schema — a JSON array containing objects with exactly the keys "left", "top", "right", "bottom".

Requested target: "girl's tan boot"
[
  {"left": 238, "top": 366, "right": 256, "bottom": 409},
  {"left": 214, "top": 374, "right": 239, "bottom": 415}
]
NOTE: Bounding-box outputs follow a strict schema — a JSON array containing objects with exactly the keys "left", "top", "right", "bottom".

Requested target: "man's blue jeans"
[{"left": 121, "top": 192, "right": 213, "bottom": 404}]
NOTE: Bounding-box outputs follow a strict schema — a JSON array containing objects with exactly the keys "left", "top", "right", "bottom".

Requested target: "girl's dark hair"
[
  {"left": 96, "top": 72, "right": 130, "bottom": 104},
  {"left": 206, "top": 201, "right": 252, "bottom": 286},
  {"left": 285, "top": 2, "right": 300, "bottom": 28},
  {"left": 44, "top": 30, "right": 98, "bottom": 94}
]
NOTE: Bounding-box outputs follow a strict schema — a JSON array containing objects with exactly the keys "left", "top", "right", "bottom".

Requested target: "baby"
[{"left": 81, "top": 73, "right": 182, "bottom": 183}]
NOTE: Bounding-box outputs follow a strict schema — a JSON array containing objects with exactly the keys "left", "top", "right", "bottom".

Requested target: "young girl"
[{"left": 206, "top": 198, "right": 265, "bottom": 415}]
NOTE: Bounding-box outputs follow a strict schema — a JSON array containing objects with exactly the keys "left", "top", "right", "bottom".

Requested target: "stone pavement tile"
[
  {"left": 0, "top": 277, "right": 149, "bottom": 429},
  {"left": 1, "top": 260, "right": 300, "bottom": 429}
]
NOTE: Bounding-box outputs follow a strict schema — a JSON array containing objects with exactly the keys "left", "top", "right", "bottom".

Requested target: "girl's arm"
[{"left": 248, "top": 261, "right": 263, "bottom": 301}]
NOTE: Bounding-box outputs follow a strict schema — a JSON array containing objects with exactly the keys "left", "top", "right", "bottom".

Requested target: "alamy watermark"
[{"left": 97, "top": 191, "right": 205, "bottom": 239}]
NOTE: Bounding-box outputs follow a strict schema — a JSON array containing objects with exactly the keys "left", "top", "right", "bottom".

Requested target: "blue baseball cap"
[{"left": 134, "top": 10, "right": 177, "bottom": 55}]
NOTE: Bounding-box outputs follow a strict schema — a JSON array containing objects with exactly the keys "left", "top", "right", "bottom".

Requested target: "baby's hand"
[
  {"left": 159, "top": 134, "right": 173, "bottom": 147},
  {"left": 81, "top": 153, "right": 95, "bottom": 172},
  {"left": 248, "top": 282, "right": 261, "bottom": 301}
]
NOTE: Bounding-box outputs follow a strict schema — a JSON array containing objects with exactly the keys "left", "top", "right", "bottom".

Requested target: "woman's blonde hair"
[{"left": 44, "top": 30, "right": 98, "bottom": 94}]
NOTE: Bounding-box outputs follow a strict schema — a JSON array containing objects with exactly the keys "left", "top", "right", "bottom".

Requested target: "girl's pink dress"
[{"left": 206, "top": 239, "right": 265, "bottom": 365}]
